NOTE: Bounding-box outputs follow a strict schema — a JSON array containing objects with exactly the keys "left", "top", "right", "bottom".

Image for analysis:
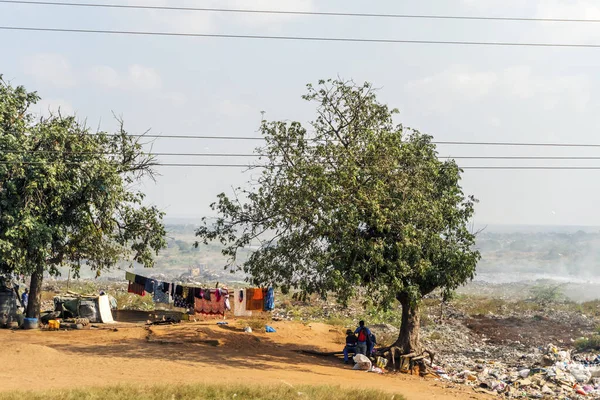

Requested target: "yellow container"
[{"left": 48, "top": 320, "right": 60, "bottom": 330}]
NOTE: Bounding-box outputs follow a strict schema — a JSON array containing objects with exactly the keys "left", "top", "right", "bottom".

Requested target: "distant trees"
[
  {"left": 196, "top": 79, "right": 480, "bottom": 353},
  {"left": 0, "top": 76, "right": 166, "bottom": 319}
]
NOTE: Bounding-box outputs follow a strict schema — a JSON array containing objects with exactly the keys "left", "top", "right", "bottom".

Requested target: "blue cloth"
[
  {"left": 144, "top": 278, "right": 157, "bottom": 294},
  {"left": 354, "top": 327, "right": 372, "bottom": 343},
  {"left": 21, "top": 293, "right": 28, "bottom": 307},
  {"left": 265, "top": 325, "right": 276, "bottom": 333},
  {"left": 264, "top": 287, "right": 275, "bottom": 311},
  {"left": 153, "top": 282, "right": 170, "bottom": 304}
]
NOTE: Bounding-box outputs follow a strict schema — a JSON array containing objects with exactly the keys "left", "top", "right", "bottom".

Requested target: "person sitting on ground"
[
  {"left": 354, "top": 320, "right": 372, "bottom": 356},
  {"left": 343, "top": 329, "right": 358, "bottom": 364}
]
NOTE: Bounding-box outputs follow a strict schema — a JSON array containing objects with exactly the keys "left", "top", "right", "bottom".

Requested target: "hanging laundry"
[
  {"left": 246, "top": 288, "right": 264, "bottom": 311},
  {"left": 234, "top": 290, "right": 252, "bottom": 317},
  {"left": 144, "top": 278, "right": 157, "bottom": 294},
  {"left": 203, "top": 288, "right": 211, "bottom": 301},
  {"left": 253, "top": 289, "right": 264, "bottom": 301},
  {"left": 186, "top": 287, "right": 195, "bottom": 306},
  {"left": 224, "top": 290, "right": 231, "bottom": 311},
  {"left": 264, "top": 287, "right": 275, "bottom": 311},
  {"left": 128, "top": 281, "right": 145, "bottom": 297},
  {"left": 134, "top": 274, "right": 147, "bottom": 286},
  {"left": 175, "top": 285, "right": 183, "bottom": 296},
  {"left": 125, "top": 271, "right": 136, "bottom": 282},
  {"left": 194, "top": 288, "right": 203, "bottom": 299},
  {"left": 160, "top": 282, "right": 170, "bottom": 293},
  {"left": 153, "top": 282, "right": 170, "bottom": 304},
  {"left": 173, "top": 294, "right": 187, "bottom": 308},
  {"left": 215, "top": 288, "right": 222, "bottom": 302}
]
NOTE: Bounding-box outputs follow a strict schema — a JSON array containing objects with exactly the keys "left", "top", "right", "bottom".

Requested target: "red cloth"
[
  {"left": 194, "top": 293, "right": 225, "bottom": 315},
  {"left": 128, "top": 282, "right": 146, "bottom": 296},
  {"left": 246, "top": 288, "right": 264, "bottom": 311}
]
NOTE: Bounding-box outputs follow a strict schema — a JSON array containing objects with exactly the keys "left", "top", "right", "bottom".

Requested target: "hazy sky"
[{"left": 2, "top": 0, "right": 600, "bottom": 226}]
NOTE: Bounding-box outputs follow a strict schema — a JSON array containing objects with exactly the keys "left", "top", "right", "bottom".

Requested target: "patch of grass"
[
  {"left": 114, "top": 292, "right": 154, "bottom": 311},
  {"left": 237, "top": 316, "right": 272, "bottom": 332},
  {"left": 326, "top": 315, "right": 353, "bottom": 327},
  {"left": 574, "top": 335, "right": 600, "bottom": 352},
  {"left": 0, "top": 383, "right": 405, "bottom": 400},
  {"left": 529, "top": 284, "right": 565, "bottom": 305}
]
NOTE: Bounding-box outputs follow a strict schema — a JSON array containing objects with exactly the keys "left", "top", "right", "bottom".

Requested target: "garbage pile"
[{"left": 430, "top": 344, "right": 600, "bottom": 398}]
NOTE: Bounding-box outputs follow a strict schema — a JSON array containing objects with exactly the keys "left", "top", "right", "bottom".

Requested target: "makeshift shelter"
[{"left": 52, "top": 294, "right": 114, "bottom": 323}]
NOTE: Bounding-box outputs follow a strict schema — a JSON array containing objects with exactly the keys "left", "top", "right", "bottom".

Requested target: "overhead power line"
[
  {"left": 99, "top": 134, "right": 600, "bottom": 148},
  {"left": 4, "top": 161, "right": 600, "bottom": 170},
  {"left": 1, "top": 0, "right": 597, "bottom": 24},
  {"left": 8, "top": 150, "right": 600, "bottom": 161},
  {"left": 3, "top": 25, "right": 600, "bottom": 48}
]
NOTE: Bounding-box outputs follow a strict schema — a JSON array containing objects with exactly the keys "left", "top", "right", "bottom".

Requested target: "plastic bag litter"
[{"left": 353, "top": 354, "right": 372, "bottom": 371}]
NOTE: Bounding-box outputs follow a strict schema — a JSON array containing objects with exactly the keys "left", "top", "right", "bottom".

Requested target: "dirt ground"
[{"left": 0, "top": 320, "right": 494, "bottom": 400}]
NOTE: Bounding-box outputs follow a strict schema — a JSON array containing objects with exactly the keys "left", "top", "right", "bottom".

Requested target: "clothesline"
[
  {"left": 125, "top": 272, "right": 231, "bottom": 316},
  {"left": 124, "top": 272, "right": 275, "bottom": 317}
]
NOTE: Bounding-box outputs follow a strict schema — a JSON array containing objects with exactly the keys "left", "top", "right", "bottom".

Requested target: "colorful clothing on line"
[
  {"left": 246, "top": 288, "right": 264, "bottom": 311},
  {"left": 234, "top": 289, "right": 252, "bottom": 317},
  {"left": 174, "top": 294, "right": 187, "bottom": 308},
  {"left": 144, "top": 278, "right": 157, "bottom": 294},
  {"left": 194, "top": 293, "right": 225, "bottom": 315},
  {"left": 134, "top": 274, "right": 147, "bottom": 286},
  {"left": 175, "top": 285, "right": 183, "bottom": 296},
  {"left": 128, "top": 281, "right": 145, "bottom": 297},
  {"left": 264, "top": 287, "right": 275, "bottom": 311},
  {"left": 153, "top": 283, "right": 171, "bottom": 304}
]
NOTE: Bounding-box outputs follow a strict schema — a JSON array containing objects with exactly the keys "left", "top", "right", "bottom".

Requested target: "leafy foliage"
[
  {"left": 0, "top": 77, "right": 166, "bottom": 286},
  {"left": 196, "top": 79, "right": 480, "bottom": 350},
  {"left": 529, "top": 284, "right": 565, "bottom": 304}
]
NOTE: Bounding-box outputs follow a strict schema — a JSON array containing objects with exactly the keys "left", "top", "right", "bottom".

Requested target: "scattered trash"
[
  {"left": 244, "top": 327, "right": 252, "bottom": 333},
  {"left": 265, "top": 325, "right": 276, "bottom": 333},
  {"left": 352, "top": 354, "right": 372, "bottom": 371},
  {"left": 426, "top": 342, "right": 600, "bottom": 398},
  {"left": 216, "top": 321, "right": 228, "bottom": 325}
]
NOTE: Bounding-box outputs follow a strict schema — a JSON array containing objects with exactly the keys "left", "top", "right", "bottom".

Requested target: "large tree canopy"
[
  {"left": 196, "top": 79, "right": 480, "bottom": 353},
  {"left": 0, "top": 77, "right": 166, "bottom": 319}
]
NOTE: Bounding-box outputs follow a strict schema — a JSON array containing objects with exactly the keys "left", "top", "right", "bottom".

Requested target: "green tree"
[
  {"left": 0, "top": 77, "right": 166, "bottom": 319},
  {"left": 196, "top": 79, "right": 480, "bottom": 353}
]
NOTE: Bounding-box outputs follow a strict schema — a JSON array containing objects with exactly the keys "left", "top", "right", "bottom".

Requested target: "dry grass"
[{"left": 0, "top": 383, "right": 404, "bottom": 400}]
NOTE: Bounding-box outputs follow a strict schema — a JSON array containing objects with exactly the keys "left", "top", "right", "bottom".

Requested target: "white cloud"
[
  {"left": 119, "top": 0, "right": 314, "bottom": 32},
  {"left": 35, "top": 98, "right": 75, "bottom": 117},
  {"left": 407, "top": 66, "right": 498, "bottom": 101},
  {"left": 22, "top": 53, "right": 76, "bottom": 88},
  {"left": 128, "top": 65, "right": 162, "bottom": 91},
  {"left": 405, "top": 65, "right": 590, "bottom": 114},
  {"left": 226, "top": 0, "right": 315, "bottom": 27},
  {"left": 160, "top": 91, "right": 187, "bottom": 107},
  {"left": 536, "top": 1, "right": 600, "bottom": 41},
  {"left": 87, "top": 65, "right": 121, "bottom": 88},
  {"left": 215, "top": 99, "right": 256, "bottom": 117}
]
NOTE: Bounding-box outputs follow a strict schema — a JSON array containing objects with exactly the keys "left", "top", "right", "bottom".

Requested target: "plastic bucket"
[{"left": 23, "top": 317, "right": 38, "bottom": 329}]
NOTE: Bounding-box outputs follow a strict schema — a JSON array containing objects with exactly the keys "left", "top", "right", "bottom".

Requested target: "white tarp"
[
  {"left": 97, "top": 295, "right": 115, "bottom": 324},
  {"left": 233, "top": 289, "right": 252, "bottom": 317}
]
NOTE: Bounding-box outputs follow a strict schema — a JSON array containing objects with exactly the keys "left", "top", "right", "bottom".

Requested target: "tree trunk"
[
  {"left": 393, "top": 293, "right": 422, "bottom": 354},
  {"left": 26, "top": 264, "right": 44, "bottom": 319}
]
